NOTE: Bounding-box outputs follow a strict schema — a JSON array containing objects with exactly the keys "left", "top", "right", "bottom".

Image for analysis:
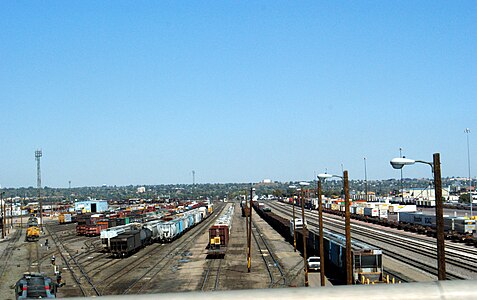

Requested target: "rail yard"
[{"left": 2, "top": 196, "right": 477, "bottom": 299}]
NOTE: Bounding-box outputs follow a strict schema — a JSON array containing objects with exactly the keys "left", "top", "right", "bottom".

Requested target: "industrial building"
[{"left": 74, "top": 199, "right": 109, "bottom": 213}]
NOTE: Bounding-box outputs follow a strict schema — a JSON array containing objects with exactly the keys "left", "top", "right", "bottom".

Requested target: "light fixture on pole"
[
  {"left": 289, "top": 185, "right": 297, "bottom": 252},
  {"left": 247, "top": 186, "right": 255, "bottom": 273},
  {"left": 364, "top": 157, "right": 368, "bottom": 201},
  {"left": 465, "top": 128, "right": 472, "bottom": 217},
  {"left": 316, "top": 174, "right": 332, "bottom": 286},
  {"left": 399, "top": 148, "right": 404, "bottom": 201},
  {"left": 299, "top": 181, "right": 310, "bottom": 287},
  {"left": 390, "top": 154, "right": 446, "bottom": 280},
  {"left": 318, "top": 171, "right": 352, "bottom": 284},
  {"left": 1, "top": 191, "right": 5, "bottom": 239}
]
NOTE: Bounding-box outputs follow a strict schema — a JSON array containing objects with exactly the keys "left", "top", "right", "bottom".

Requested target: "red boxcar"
[{"left": 208, "top": 224, "right": 229, "bottom": 256}]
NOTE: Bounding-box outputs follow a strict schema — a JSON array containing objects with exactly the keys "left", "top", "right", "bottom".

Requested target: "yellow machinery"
[{"left": 25, "top": 216, "right": 40, "bottom": 242}]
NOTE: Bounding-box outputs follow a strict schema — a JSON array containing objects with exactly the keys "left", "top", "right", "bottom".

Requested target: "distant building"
[
  {"left": 137, "top": 186, "right": 146, "bottom": 193},
  {"left": 262, "top": 179, "right": 272, "bottom": 184},
  {"left": 74, "top": 199, "right": 108, "bottom": 213}
]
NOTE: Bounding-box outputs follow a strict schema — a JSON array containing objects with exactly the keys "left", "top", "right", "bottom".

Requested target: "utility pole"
[
  {"left": 300, "top": 185, "right": 309, "bottom": 287},
  {"left": 317, "top": 179, "right": 326, "bottom": 286},
  {"left": 434, "top": 153, "right": 446, "bottom": 280},
  {"left": 1, "top": 192, "right": 5, "bottom": 239},
  {"left": 344, "top": 170, "right": 352, "bottom": 285},
  {"left": 465, "top": 129, "right": 472, "bottom": 217},
  {"left": 364, "top": 157, "right": 368, "bottom": 201},
  {"left": 35, "top": 149, "right": 43, "bottom": 230},
  {"left": 400, "top": 148, "right": 404, "bottom": 202},
  {"left": 247, "top": 186, "right": 254, "bottom": 272},
  {"left": 9, "top": 197, "right": 13, "bottom": 232}
]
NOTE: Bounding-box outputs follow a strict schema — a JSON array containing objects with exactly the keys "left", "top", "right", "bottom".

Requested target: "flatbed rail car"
[
  {"left": 208, "top": 204, "right": 234, "bottom": 257},
  {"left": 15, "top": 272, "right": 58, "bottom": 299}
]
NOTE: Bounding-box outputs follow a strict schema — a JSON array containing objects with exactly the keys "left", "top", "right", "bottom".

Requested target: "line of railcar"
[
  {"left": 324, "top": 204, "right": 477, "bottom": 244},
  {"left": 207, "top": 204, "right": 234, "bottom": 257},
  {"left": 108, "top": 205, "right": 213, "bottom": 257},
  {"left": 283, "top": 197, "right": 477, "bottom": 245},
  {"left": 254, "top": 205, "right": 383, "bottom": 285}
]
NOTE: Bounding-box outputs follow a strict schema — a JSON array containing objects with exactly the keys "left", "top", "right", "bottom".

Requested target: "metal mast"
[{"left": 35, "top": 149, "right": 43, "bottom": 228}]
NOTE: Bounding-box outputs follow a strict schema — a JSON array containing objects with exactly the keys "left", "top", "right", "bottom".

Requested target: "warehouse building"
[{"left": 74, "top": 199, "right": 109, "bottom": 213}]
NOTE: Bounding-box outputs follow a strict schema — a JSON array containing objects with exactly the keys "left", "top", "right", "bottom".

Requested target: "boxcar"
[{"left": 208, "top": 205, "right": 234, "bottom": 257}]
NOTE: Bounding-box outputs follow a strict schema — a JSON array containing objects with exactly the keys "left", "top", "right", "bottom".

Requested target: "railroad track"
[
  {"left": 200, "top": 259, "right": 222, "bottom": 291},
  {"left": 46, "top": 223, "right": 114, "bottom": 276},
  {"left": 271, "top": 202, "right": 473, "bottom": 280},
  {"left": 112, "top": 203, "right": 227, "bottom": 295},
  {"left": 0, "top": 228, "right": 22, "bottom": 279},
  {"left": 251, "top": 220, "right": 286, "bottom": 287},
  {"left": 45, "top": 224, "right": 101, "bottom": 297},
  {"left": 28, "top": 241, "right": 41, "bottom": 273}
]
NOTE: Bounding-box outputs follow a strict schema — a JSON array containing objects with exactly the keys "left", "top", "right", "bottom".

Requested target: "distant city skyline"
[{"left": 1, "top": 2, "right": 475, "bottom": 188}]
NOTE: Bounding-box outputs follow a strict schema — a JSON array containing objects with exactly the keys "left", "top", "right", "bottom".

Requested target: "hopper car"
[
  {"left": 109, "top": 228, "right": 152, "bottom": 258},
  {"left": 100, "top": 222, "right": 142, "bottom": 250},
  {"left": 107, "top": 207, "right": 208, "bottom": 257}
]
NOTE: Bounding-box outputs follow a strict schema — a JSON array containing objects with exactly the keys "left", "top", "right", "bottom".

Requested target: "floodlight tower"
[{"left": 35, "top": 149, "right": 43, "bottom": 228}]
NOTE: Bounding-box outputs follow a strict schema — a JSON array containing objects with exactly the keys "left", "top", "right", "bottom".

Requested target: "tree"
[{"left": 459, "top": 193, "right": 470, "bottom": 204}]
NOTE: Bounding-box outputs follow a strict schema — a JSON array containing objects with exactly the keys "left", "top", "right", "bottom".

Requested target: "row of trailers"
[
  {"left": 253, "top": 205, "right": 383, "bottom": 285},
  {"left": 102, "top": 206, "right": 213, "bottom": 257}
]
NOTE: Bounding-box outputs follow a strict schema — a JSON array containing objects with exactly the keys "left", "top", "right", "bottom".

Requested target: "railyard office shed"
[{"left": 74, "top": 200, "right": 109, "bottom": 213}]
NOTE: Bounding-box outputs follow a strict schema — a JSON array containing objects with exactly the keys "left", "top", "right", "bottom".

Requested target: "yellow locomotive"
[{"left": 26, "top": 216, "right": 40, "bottom": 242}]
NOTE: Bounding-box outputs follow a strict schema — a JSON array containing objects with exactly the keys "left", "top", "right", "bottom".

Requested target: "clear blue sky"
[{"left": 1, "top": 1, "right": 476, "bottom": 188}]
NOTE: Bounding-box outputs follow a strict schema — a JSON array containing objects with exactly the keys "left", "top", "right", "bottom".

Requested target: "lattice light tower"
[{"left": 35, "top": 149, "right": 43, "bottom": 228}]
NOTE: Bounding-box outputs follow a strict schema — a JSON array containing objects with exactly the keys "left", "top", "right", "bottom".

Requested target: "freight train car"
[
  {"left": 100, "top": 223, "right": 142, "bottom": 250},
  {"left": 109, "top": 228, "right": 152, "bottom": 258},
  {"left": 208, "top": 204, "right": 234, "bottom": 257},
  {"left": 398, "top": 212, "right": 476, "bottom": 234},
  {"left": 26, "top": 216, "right": 40, "bottom": 242},
  {"left": 58, "top": 213, "right": 76, "bottom": 224},
  {"left": 316, "top": 230, "right": 383, "bottom": 284},
  {"left": 15, "top": 273, "right": 58, "bottom": 299},
  {"left": 254, "top": 206, "right": 383, "bottom": 284}
]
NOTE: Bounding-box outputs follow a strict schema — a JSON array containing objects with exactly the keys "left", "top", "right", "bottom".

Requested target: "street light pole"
[
  {"left": 318, "top": 171, "right": 352, "bottom": 284},
  {"left": 317, "top": 178, "right": 325, "bottom": 286},
  {"left": 289, "top": 186, "right": 297, "bottom": 252},
  {"left": 247, "top": 187, "right": 254, "bottom": 273},
  {"left": 1, "top": 192, "right": 4, "bottom": 239},
  {"left": 400, "top": 148, "right": 403, "bottom": 202},
  {"left": 466, "top": 128, "right": 472, "bottom": 217},
  {"left": 343, "top": 170, "right": 352, "bottom": 285},
  {"left": 390, "top": 154, "right": 446, "bottom": 280},
  {"left": 300, "top": 182, "right": 310, "bottom": 287},
  {"left": 364, "top": 157, "right": 368, "bottom": 201},
  {"left": 433, "top": 153, "right": 446, "bottom": 280}
]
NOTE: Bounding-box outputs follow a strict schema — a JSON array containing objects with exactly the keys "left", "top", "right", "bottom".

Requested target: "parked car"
[{"left": 307, "top": 256, "right": 321, "bottom": 272}]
